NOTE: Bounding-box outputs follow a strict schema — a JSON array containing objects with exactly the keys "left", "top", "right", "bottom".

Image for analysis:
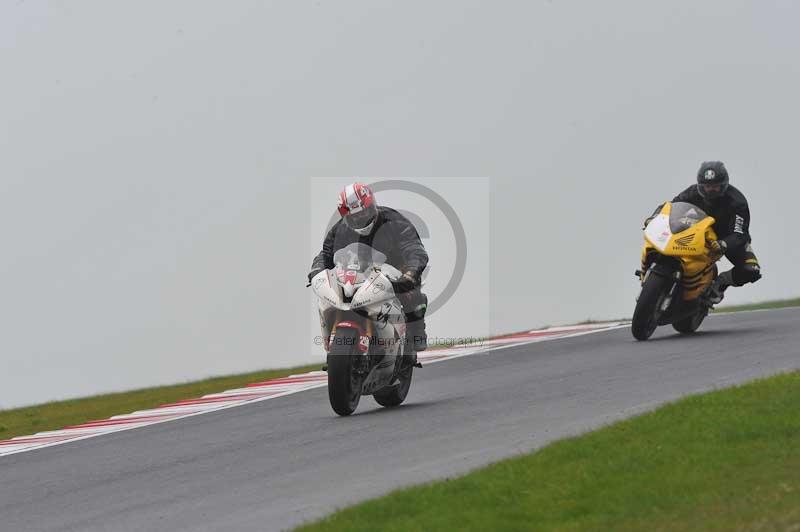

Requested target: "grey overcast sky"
[{"left": 2, "top": 1, "right": 798, "bottom": 408}]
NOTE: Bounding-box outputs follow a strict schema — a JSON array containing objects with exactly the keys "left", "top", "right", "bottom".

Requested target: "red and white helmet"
[{"left": 338, "top": 182, "right": 378, "bottom": 235}]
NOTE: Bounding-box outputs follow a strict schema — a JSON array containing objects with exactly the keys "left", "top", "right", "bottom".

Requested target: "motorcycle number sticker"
[
  {"left": 644, "top": 214, "right": 672, "bottom": 251},
  {"left": 358, "top": 335, "right": 371, "bottom": 353}
]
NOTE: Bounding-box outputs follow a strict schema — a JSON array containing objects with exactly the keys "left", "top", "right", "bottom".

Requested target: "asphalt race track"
[{"left": 1, "top": 308, "right": 798, "bottom": 532}]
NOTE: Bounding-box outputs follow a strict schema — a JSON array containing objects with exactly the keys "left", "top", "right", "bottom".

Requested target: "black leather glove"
[
  {"left": 709, "top": 240, "right": 727, "bottom": 258},
  {"left": 391, "top": 271, "right": 418, "bottom": 294},
  {"left": 307, "top": 268, "right": 324, "bottom": 286}
]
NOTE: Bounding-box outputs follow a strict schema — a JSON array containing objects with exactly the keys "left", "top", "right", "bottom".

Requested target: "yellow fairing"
[{"left": 640, "top": 203, "right": 719, "bottom": 301}]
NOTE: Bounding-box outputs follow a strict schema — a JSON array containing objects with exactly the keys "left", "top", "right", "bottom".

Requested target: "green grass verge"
[
  {"left": 713, "top": 297, "right": 800, "bottom": 314},
  {"left": 0, "top": 363, "right": 322, "bottom": 441},
  {"left": 298, "top": 371, "right": 800, "bottom": 532}
]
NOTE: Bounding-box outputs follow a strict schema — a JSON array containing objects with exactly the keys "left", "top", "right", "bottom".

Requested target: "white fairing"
[
  {"left": 351, "top": 271, "right": 396, "bottom": 311},
  {"left": 311, "top": 270, "right": 341, "bottom": 308},
  {"left": 312, "top": 243, "right": 406, "bottom": 360},
  {"left": 644, "top": 214, "right": 672, "bottom": 252},
  {"left": 311, "top": 269, "right": 397, "bottom": 313}
]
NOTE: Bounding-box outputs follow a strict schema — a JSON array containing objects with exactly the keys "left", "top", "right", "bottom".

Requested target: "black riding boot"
[
  {"left": 707, "top": 270, "right": 733, "bottom": 305},
  {"left": 407, "top": 317, "right": 428, "bottom": 352},
  {"left": 404, "top": 291, "right": 428, "bottom": 352},
  {"left": 401, "top": 318, "right": 426, "bottom": 370}
]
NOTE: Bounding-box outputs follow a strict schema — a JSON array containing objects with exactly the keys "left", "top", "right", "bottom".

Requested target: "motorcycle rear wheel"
[
  {"left": 632, "top": 273, "right": 672, "bottom": 341},
  {"left": 672, "top": 309, "right": 708, "bottom": 334},
  {"left": 373, "top": 366, "right": 413, "bottom": 408},
  {"left": 327, "top": 330, "right": 362, "bottom": 416}
]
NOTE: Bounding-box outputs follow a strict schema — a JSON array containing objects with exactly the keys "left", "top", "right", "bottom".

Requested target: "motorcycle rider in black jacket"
[
  {"left": 309, "top": 182, "right": 429, "bottom": 358},
  {"left": 658, "top": 161, "right": 762, "bottom": 304}
]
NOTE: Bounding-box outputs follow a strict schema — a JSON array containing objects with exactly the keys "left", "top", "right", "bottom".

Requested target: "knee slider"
[
  {"left": 406, "top": 304, "right": 427, "bottom": 322},
  {"left": 408, "top": 293, "right": 428, "bottom": 320},
  {"left": 746, "top": 263, "right": 762, "bottom": 283},
  {"left": 736, "top": 263, "right": 762, "bottom": 285}
]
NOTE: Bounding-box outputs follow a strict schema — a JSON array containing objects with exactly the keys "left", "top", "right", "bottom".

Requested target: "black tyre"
[
  {"left": 373, "top": 366, "right": 413, "bottom": 408},
  {"left": 327, "top": 330, "right": 362, "bottom": 416},
  {"left": 632, "top": 272, "right": 673, "bottom": 341},
  {"left": 672, "top": 310, "right": 708, "bottom": 334}
]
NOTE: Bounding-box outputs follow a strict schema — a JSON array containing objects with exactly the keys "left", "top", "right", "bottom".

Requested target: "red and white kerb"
[{"left": 0, "top": 322, "right": 627, "bottom": 458}]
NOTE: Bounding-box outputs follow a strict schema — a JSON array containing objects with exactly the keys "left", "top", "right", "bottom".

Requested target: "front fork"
[
  {"left": 636, "top": 263, "right": 681, "bottom": 314},
  {"left": 659, "top": 270, "right": 681, "bottom": 313}
]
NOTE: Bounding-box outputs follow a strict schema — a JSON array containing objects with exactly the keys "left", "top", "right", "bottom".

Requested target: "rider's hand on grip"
[
  {"left": 307, "top": 268, "right": 323, "bottom": 287},
  {"left": 709, "top": 239, "right": 727, "bottom": 258},
  {"left": 391, "top": 271, "right": 417, "bottom": 294}
]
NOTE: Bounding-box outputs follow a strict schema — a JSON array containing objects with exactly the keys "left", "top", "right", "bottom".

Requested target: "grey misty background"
[{"left": 2, "top": 1, "right": 798, "bottom": 408}]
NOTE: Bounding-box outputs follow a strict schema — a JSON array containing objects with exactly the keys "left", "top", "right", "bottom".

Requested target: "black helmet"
[{"left": 696, "top": 161, "right": 729, "bottom": 201}]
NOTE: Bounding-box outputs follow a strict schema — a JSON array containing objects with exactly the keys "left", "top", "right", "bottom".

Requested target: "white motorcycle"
[{"left": 310, "top": 243, "right": 415, "bottom": 416}]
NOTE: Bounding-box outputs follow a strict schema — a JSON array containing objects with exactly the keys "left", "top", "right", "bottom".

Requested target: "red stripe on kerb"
[
  {"left": 493, "top": 328, "right": 583, "bottom": 342},
  {"left": 246, "top": 375, "right": 327, "bottom": 387},
  {"left": 65, "top": 412, "right": 186, "bottom": 430},
  {"left": 0, "top": 434, "right": 89, "bottom": 446},
  {"left": 160, "top": 391, "right": 278, "bottom": 408}
]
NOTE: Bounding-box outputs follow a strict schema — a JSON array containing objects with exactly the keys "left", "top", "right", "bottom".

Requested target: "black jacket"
[
  {"left": 672, "top": 185, "right": 751, "bottom": 251},
  {"left": 311, "top": 207, "right": 429, "bottom": 281}
]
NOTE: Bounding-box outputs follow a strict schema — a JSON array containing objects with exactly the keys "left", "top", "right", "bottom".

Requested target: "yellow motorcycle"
[{"left": 632, "top": 202, "right": 722, "bottom": 341}]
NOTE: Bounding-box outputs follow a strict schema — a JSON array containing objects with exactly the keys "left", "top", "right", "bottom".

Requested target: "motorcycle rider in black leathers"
[
  {"left": 658, "top": 161, "right": 762, "bottom": 304},
  {"left": 308, "top": 182, "right": 429, "bottom": 361}
]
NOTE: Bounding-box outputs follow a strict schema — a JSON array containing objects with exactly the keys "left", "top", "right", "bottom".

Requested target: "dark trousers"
[{"left": 725, "top": 243, "right": 762, "bottom": 286}]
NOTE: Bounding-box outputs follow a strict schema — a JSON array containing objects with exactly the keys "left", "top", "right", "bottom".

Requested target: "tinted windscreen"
[
  {"left": 669, "top": 202, "right": 708, "bottom": 233},
  {"left": 332, "top": 243, "right": 388, "bottom": 272}
]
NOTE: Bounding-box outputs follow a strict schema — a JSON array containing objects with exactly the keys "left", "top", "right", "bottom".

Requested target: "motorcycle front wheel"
[
  {"left": 631, "top": 272, "right": 672, "bottom": 341},
  {"left": 327, "top": 330, "right": 363, "bottom": 416}
]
